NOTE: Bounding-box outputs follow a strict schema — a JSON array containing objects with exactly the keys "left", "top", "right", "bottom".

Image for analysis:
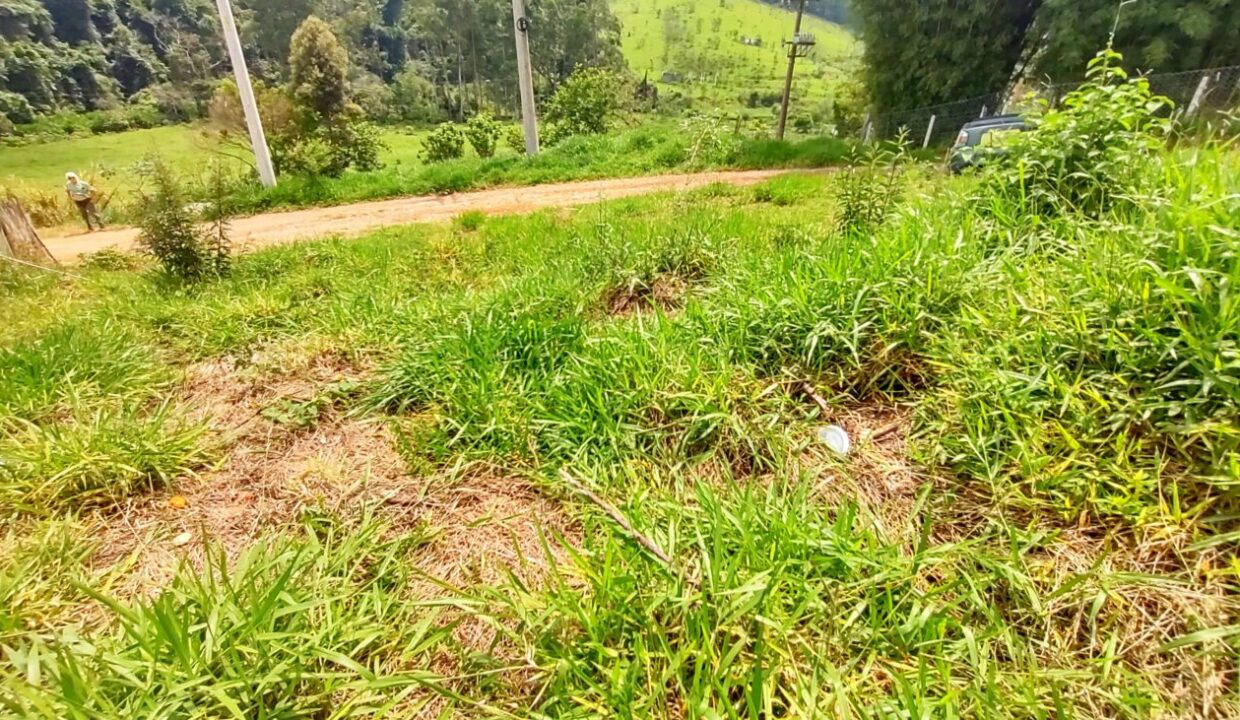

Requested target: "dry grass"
[
  {"left": 604, "top": 275, "right": 688, "bottom": 317},
  {"left": 90, "top": 351, "right": 576, "bottom": 606}
]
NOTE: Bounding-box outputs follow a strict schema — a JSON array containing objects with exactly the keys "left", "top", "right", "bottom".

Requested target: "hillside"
[{"left": 610, "top": 0, "right": 859, "bottom": 113}]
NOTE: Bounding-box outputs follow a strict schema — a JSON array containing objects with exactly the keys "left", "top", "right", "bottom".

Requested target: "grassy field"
[
  {"left": 2, "top": 117, "right": 1238, "bottom": 718},
  {"left": 611, "top": 0, "right": 859, "bottom": 110},
  {"left": 0, "top": 125, "right": 433, "bottom": 213}
]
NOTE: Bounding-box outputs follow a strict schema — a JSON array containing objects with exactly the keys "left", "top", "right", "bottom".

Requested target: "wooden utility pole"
[
  {"left": 214, "top": 0, "right": 276, "bottom": 187},
  {"left": 776, "top": 0, "right": 808, "bottom": 141},
  {"left": 511, "top": 0, "right": 540, "bottom": 155}
]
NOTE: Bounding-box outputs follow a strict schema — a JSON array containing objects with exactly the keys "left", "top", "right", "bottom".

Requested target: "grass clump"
[
  {"left": 3, "top": 514, "right": 451, "bottom": 719},
  {"left": 0, "top": 403, "right": 207, "bottom": 517}
]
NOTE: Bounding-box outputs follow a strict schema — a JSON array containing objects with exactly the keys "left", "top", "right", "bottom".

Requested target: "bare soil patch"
[
  {"left": 45, "top": 170, "right": 793, "bottom": 263},
  {"left": 92, "top": 353, "right": 575, "bottom": 602}
]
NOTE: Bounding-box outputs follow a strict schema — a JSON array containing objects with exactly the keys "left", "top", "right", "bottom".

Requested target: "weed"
[
  {"left": 985, "top": 49, "right": 1172, "bottom": 217},
  {"left": 835, "top": 135, "right": 910, "bottom": 235},
  {"left": 453, "top": 210, "right": 486, "bottom": 233},
  {"left": 79, "top": 247, "right": 141, "bottom": 271}
]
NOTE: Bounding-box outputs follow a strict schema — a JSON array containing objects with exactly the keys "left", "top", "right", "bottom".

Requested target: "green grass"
[
  {"left": 0, "top": 144, "right": 1238, "bottom": 716},
  {"left": 219, "top": 124, "right": 852, "bottom": 217},
  {"left": 1, "top": 121, "right": 851, "bottom": 228},
  {"left": 612, "top": 0, "right": 858, "bottom": 112}
]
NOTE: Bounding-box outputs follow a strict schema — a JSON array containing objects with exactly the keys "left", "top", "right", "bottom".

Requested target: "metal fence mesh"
[{"left": 863, "top": 65, "right": 1240, "bottom": 147}]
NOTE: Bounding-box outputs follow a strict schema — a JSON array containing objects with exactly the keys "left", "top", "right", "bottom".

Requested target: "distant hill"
[{"left": 609, "top": 0, "right": 859, "bottom": 111}]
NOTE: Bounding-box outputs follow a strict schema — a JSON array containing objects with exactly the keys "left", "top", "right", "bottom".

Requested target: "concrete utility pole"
[
  {"left": 214, "top": 0, "right": 277, "bottom": 188},
  {"left": 511, "top": 0, "right": 540, "bottom": 155},
  {"left": 776, "top": 0, "right": 808, "bottom": 141}
]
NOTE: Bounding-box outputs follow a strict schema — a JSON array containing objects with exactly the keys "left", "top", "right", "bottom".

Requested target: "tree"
[
  {"left": 526, "top": 0, "right": 624, "bottom": 91},
  {"left": 289, "top": 15, "right": 349, "bottom": 119},
  {"left": 546, "top": 66, "right": 629, "bottom": 139},
  {"left": 238, "top": 0, "right": 318, "bottom": 68},
  {"left": 851, "top": 0, "right": 1039, "bottom": 113},
  {"left": 42, "top": 0, "right": 95, "bottom": 44},
  {"left": 280, "top": 16, "right": 382, "bottom": 176},
  {"left": 1031, "top": 0, "right": 1240, "bottom": 80}
]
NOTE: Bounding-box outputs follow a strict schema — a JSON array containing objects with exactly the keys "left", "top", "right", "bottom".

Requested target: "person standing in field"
[{"left": 64, "top": 171, "right": 104, "bottom": 232}]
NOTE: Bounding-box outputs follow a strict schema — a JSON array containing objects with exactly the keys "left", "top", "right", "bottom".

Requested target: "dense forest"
[
  {"left": 0, "top": 0, "right": 623, "bottom": 124},
  {"left": 851, "top": 0, "right": 1240, "bottom": 113}
]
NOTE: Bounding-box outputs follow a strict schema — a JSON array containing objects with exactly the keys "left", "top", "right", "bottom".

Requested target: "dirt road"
[{"left": 44, "top": 170, "right": 791, "bottom": 263}]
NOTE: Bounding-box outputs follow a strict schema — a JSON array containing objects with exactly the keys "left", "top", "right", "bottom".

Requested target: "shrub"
[
  {"left": 546, "top": 67, "right": 630, "bottom": 139},
  {"left": 350, "top": 72, "right": 396, "bottom": 122},
  {"left": 504, "top": 123, "right": 527, "bottom": 152},
  {"left": 133, "top": 160, "right": 229, "bottom": 282},
  {"left": 984, "top": 49, "right": 1171, "bottom": 217},
  {"left": 87, "top": 111, "right": 129, "bottom": 134},
  {"left": 124, "top": 101, "right": 163, "bottom": 129},
  {"left": 0, "top": 92, "right": 35, "bottom": 125},
  {"left": 464, "top": 112, "right": 501, "bottom": 158},
  {"left": 130, "top": 83, "right": 200, "bottom": 122},
  {"left": 207, "top": 79, "right": 300, "bottom": 172},
  {"left": 390, "top": 67, "right": 445, "bottom": 124},
  {"left": 0, "top": 113, "right": 14, "bottom": 137},
  {"left": 422, "top": 123, "right": 466, "bottom": 163}
]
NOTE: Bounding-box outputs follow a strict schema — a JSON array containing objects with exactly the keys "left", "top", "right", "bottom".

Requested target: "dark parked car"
[{"left": 948, "top": 115, "right": 1030, "bottom": 173}]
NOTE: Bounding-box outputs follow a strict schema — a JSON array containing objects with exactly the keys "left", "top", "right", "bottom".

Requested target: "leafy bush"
[
  {"left": 422, "top": 123, "right": 466, "bottom": 163},
  {"left": 87, "top": 111, "right": 129, "bottom": 134},
  {"left": 0, "top": 91, "right": 35, "bottom": 125},
  {"left": 133, "top": 160, "right": 229, "bottom": 282},
  {"left": 546, "top": 67, "right": 630, "bottom": 140},
  {"left": 984, "top": 49, "right": 1171, "bottom": 217},
  {"left": 464, "top": 112, "right": 501, "bottom": 158},
  {"left": 130, "top": 83, "right": 200, "bottom": 122},
  {"left": 350, "top": 71, "right": 396, "bottom": 122},
  {"left": 390, "top": 66, "right": 445, "bottom": 124},
  {"left": 0, "top": 113, "right": 14, "bottom": 137},
  {"left": 123, "top": 101, "right": 163, "bottom": 129},
  {"left": 504, "top": 123, "right": 526, "bottom": 152}
]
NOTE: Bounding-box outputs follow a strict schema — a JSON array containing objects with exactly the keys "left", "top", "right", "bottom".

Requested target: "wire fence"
[{"left": 862, "top": 64, "right": 1240, "bottom": 147}]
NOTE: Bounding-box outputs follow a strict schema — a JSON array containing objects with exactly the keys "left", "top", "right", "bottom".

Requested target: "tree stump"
[{"left": 0, "top": 198, "right": 57, "bottom": 265}]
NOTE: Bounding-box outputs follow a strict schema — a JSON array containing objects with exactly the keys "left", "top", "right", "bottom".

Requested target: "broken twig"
[{"left": 559, "top": 469, "right": 687, "bottom": 581}]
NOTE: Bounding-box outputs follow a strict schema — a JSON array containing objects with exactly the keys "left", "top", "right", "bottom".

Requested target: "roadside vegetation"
[{"left": 1, "top": 55, "right": 1238, "bottom": 717}]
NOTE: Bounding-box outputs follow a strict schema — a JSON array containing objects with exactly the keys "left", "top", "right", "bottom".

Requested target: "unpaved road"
[{"left": 45, "top": 170, "right": 793, "bottom": 263}]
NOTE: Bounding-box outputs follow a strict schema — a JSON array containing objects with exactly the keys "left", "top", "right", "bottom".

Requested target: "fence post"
[
  {"left": 1186, "top": 75, "right": 1211, "bottom": 117},
  {"left": 979, "top": 104, "right": 988, "bottom": 118},
  {"left": 922, "top": 115, "right": 936, "bottom": 149}
]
